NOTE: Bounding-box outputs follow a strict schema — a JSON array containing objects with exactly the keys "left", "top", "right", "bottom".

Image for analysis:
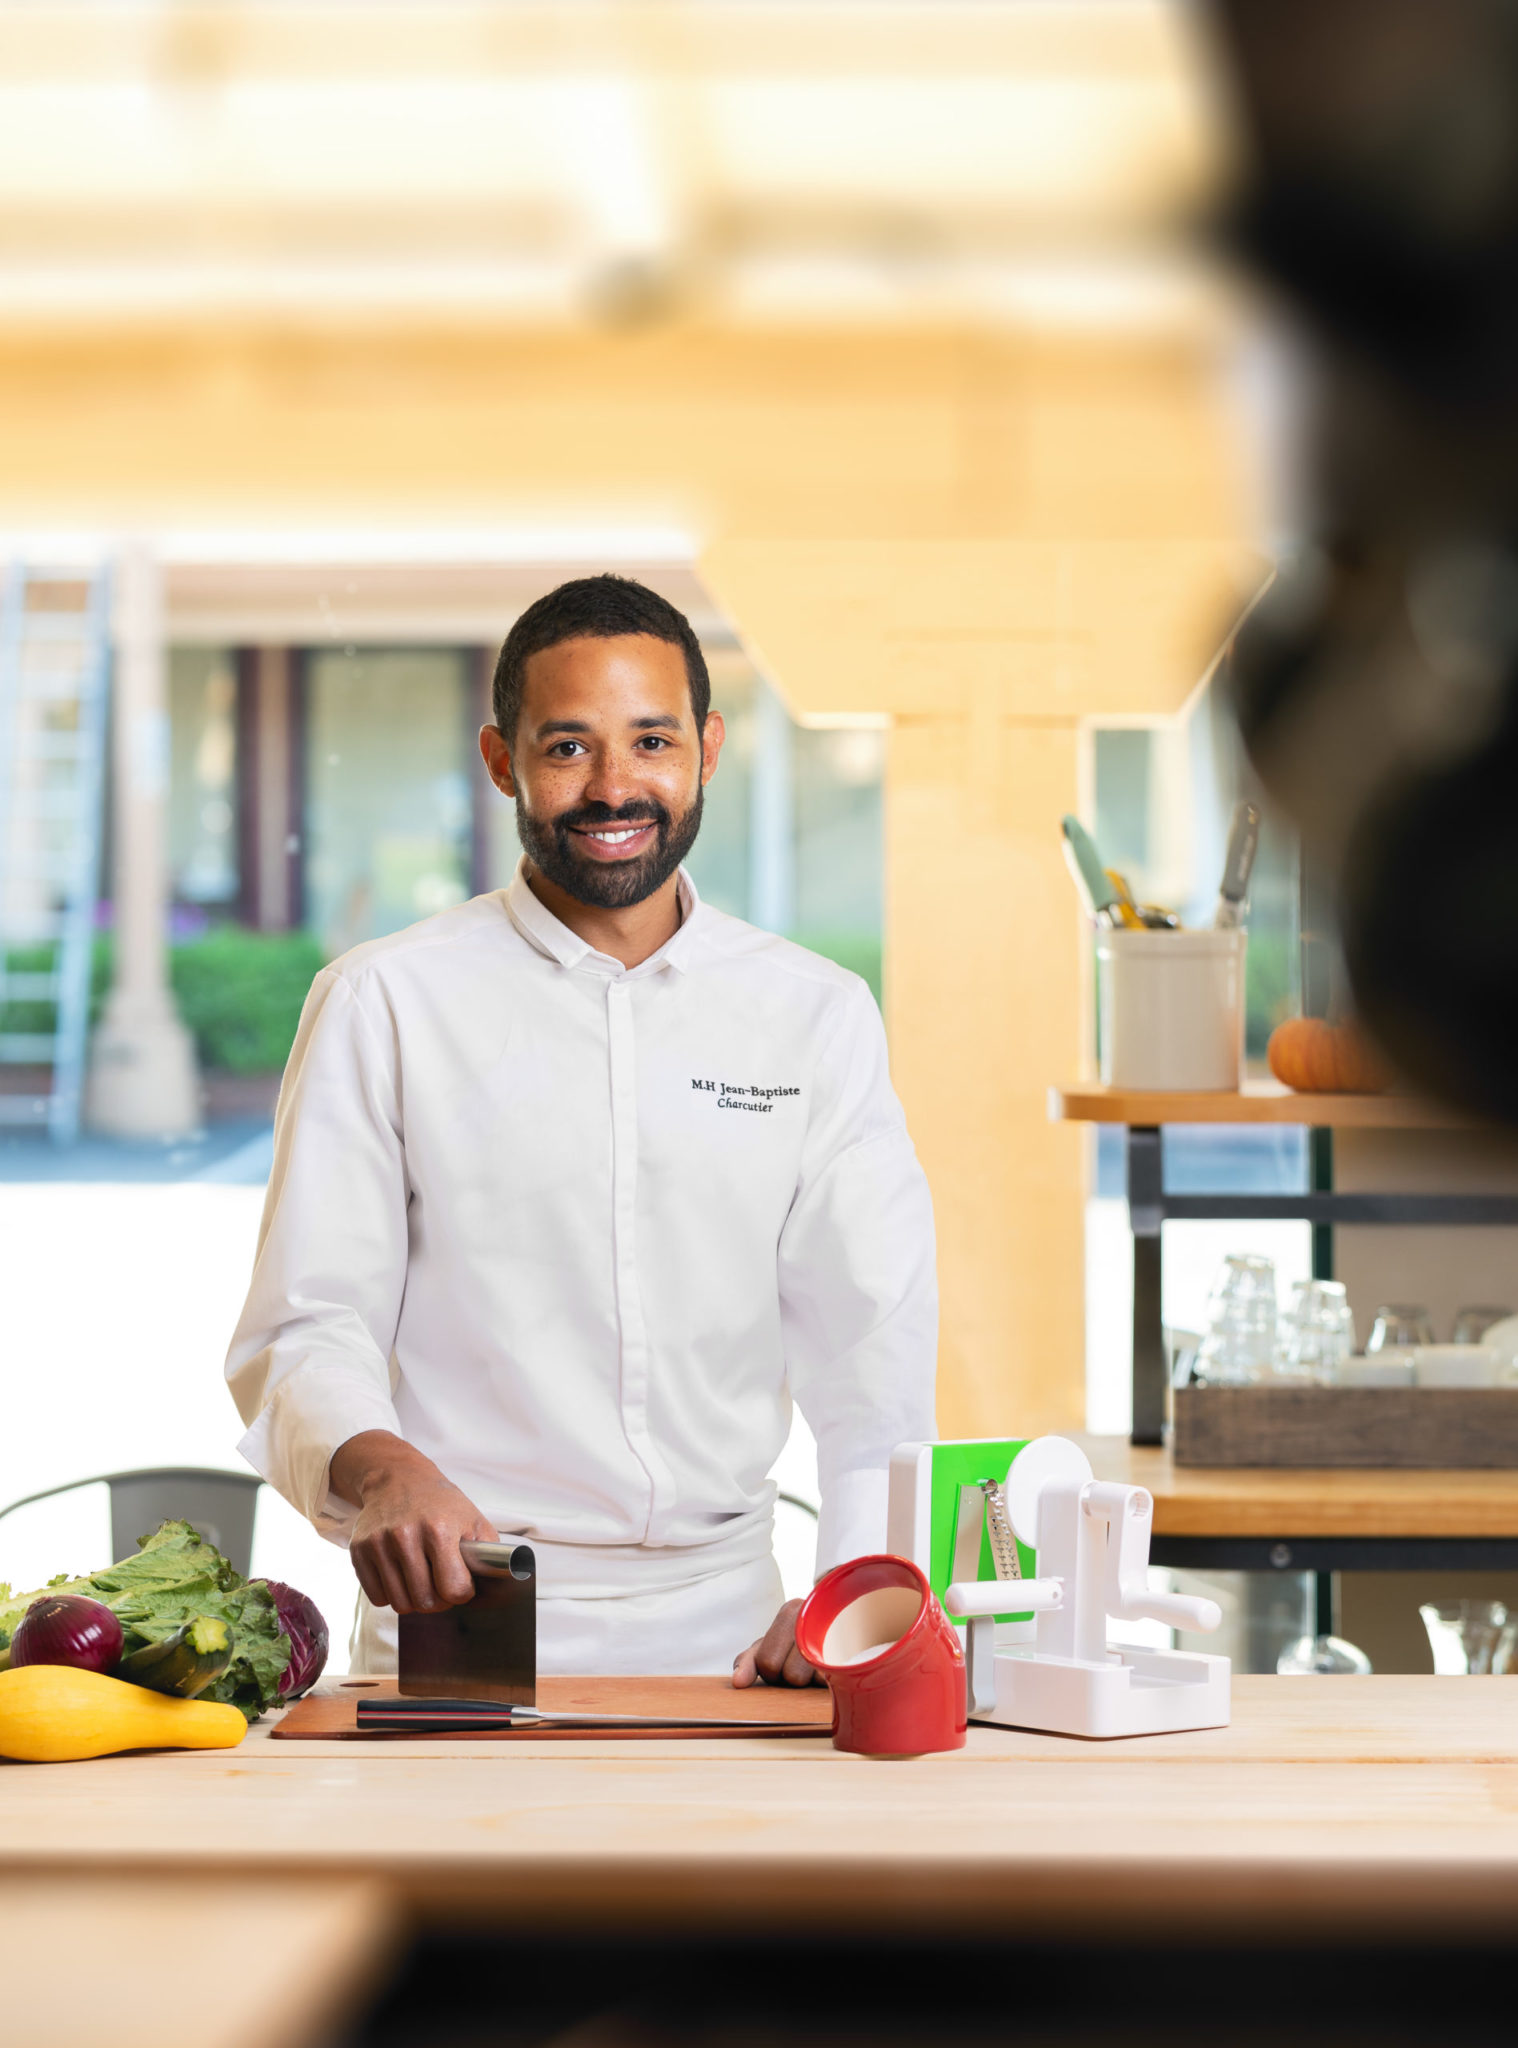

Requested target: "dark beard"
[{"left": 515, "top": 786, "right": 704, "bottom": 910}]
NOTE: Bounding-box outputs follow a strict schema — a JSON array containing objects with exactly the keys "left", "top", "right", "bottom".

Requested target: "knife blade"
[
  {"left": 356, "top": 1697, "right": 821, "bottom": 1732},
  {"left": 1213, "top": 801, "right": 1261, "bottom": 930}
]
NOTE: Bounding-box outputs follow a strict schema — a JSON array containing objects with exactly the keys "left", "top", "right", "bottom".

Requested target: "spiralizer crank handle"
[
  {"left": 1085, "top": 1481, "right": 1224, "bottom": 1635},
  {"left": 1119, "top": 1589, "right": 1223, "bottom": 1634}
]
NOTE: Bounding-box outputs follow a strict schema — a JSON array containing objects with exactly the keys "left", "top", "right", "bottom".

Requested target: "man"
[{"left": 227, "top": 574, "right": 936, "bottom": 1684}]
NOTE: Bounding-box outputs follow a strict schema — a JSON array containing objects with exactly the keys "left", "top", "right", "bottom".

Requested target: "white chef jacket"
[{"left": 227, "top": 861, "right": 937, "bottom": 1608}]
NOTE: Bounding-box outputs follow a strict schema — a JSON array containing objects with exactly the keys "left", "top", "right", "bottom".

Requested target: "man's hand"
[
  {"left": 330, "top": 1430, "right": 497, "bottom": 1615},
  {"left": 731, "top": 1597, "right": 824, "bottom": 1687}
]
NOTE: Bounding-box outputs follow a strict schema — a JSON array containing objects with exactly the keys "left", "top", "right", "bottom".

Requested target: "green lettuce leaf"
[{"left": 0, "top": 1519, "right": 290, "bottom": 1721}]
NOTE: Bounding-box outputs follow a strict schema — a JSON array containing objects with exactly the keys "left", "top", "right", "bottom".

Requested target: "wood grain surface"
[
  {"left": 6, "top": 1678, "right": 1518, "bottom": 1941},
  {"left": 278, "top": 1674, "right": 835, "bottom": 1741},
  {"left": 1082, "top": 1434, "right": 1518, "bottom": 1536},
  {"left": 1172, "top": 1385, "right": 1518, "bottom": 1468},
  {"left": 1050, "top": 1081, "right": 1474, "bottom": 1127},
  {"left": 0, "top": 1876, "right": 392, "bottom": 2048}
]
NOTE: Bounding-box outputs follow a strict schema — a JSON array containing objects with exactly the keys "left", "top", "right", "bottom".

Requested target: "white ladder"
[{"left": 0, "top": 562, "right": 111, "bottom": 1142}]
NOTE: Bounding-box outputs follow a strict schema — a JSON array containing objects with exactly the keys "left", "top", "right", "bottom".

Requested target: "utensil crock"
[{"left": 796, "top": 1554, "right": 966, "bottom": 1755}]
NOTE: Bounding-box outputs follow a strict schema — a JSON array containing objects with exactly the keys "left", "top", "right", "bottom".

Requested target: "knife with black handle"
[{"left": 357, "top": 1697, "right": 822, "bottom": 1732}]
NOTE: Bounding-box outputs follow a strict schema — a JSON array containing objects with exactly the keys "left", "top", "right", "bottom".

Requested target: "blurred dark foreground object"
[{"left": 1214, "top": 0, "right": 1518, "bottom": 1124}]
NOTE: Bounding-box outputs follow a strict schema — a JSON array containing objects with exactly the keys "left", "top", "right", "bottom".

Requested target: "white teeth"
[{"left": 587, "top": 827, "right": 644, "bottom": 843}]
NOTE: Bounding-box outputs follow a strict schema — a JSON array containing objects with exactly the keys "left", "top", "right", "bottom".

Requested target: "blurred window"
[
  {"left": 304, "top": 647, "right": 473, "bottom": 955},
  {"left": 683, "top": 657, "right": 754, "bottom": 919},
  {"left": 794, "top": 723, "right": 885, "bottom": 999},
  {"left": 1094, "top": 683, "right": 1300, "bottom": 1062},
  {"left": 1094, "top": 729, "right": 1151, "bottom": 886},
  {"left": 682, "top": 663, "right": 884, "bottom": 1003},
  {"left": 168, "top": 649, "right": 239, "bottom": 908}
]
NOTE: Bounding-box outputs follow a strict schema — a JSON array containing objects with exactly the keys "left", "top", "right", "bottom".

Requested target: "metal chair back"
[{"left": 0, "top": 1468, "right": 262, "bottom": 1578}]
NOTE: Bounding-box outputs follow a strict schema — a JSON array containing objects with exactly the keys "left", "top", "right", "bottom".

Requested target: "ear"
[
  {"left": 700, "top": 710, "right": 725, "bottom": 788},
  {"left": 479, "top": 724, "right": 517, "bottom": 799}
]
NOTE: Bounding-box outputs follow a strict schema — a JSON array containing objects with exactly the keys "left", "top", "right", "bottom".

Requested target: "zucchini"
[{"left": 117, "top": 1616, "right": 234, "bottom": 1699}]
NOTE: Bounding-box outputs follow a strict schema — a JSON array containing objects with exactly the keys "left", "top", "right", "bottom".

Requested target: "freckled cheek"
[{"left": 527, "top": 764, "right": 591, "bottom": 806}]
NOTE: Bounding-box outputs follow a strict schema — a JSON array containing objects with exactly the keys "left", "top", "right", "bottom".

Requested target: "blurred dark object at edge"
[{"left": 1212, "top": 0, "right": 1518, "bottom": 1124}]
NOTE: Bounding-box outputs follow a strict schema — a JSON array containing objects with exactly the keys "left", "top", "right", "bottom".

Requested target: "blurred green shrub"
[
  {"left": 7, "top": 925, "right": 330, "bottom": 1074},
  {"left": 0, "top": 943, "right": 57, "bottom": 1037},
  {"left": 167, "top": 926, "right": 326, "bottom": 1074}
]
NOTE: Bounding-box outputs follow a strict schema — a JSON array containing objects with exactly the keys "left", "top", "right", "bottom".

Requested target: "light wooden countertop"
[
  {"left": 6, "top": 1677, "right": 1518, "bottom": 1943},
  {"left": 1, "top": 1875, "right": 391, "bottom": 2048},
  {"left": 1081, "top": 1435, "right": 1518, "bottom": 1538},
  {"left": 1050, "top": 1081, "right": 1474, "bottom": 1127}
]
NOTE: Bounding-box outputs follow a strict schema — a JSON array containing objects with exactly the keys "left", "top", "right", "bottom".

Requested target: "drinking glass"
[
  {"left": 1276, "top": 1278, "right": 1355, "bottom": 1384},
  {"left": 1277, "top": 1632, "right": 1372, "bottom": 1675},
  {"left": 1420, "top": 1599, "right": 1509, "bottom": 1675},
  {"left": 1367, "top": 1303, "right": 1435, "bottom": 1353},
  {"left": 1453, "top": 1305, "right": 1515, "bottom": 1345},
  {"left": 1195, "top": 1254, "right": 1277, "bottom": 1385}
]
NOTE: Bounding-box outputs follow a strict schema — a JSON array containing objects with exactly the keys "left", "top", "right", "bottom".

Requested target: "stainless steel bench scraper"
[{"left": 397, "top": 1538, "right": 535, "bottom": 1703}]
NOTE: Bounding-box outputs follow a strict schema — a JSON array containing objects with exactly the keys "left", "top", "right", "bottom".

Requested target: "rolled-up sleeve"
[
  {"left": 226, "top": 969, "right": 409, "bottom": 1540},
  {"left": 779, "top": 980, "right": 937, "bottom": 1575}
]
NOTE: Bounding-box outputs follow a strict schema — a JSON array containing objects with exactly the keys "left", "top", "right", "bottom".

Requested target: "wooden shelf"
[
  {"left": 1081, "top": 1436, "right": 1518, "bottom": 1538},
  {"left": 1049, "top": 1080, "right": 1476, "bottom": 1129}
]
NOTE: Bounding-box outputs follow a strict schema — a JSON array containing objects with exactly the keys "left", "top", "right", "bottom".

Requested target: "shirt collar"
[{"left": 504, "top": 858, "right": 704, "bottom": 978}]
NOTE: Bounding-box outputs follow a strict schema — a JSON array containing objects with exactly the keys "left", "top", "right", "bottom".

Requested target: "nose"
[{"left": 579, "top": 745, "right": 642, "bottom": 811}]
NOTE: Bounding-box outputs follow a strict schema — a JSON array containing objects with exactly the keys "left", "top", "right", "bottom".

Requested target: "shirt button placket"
[{"left": 606, "top": 978, "right": 667, "bottom": 1537}]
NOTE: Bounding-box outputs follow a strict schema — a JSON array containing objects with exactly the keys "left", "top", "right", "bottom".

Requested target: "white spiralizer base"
[{"left": 976, "top": 1645, "right": 1231, "bottom": 1740}]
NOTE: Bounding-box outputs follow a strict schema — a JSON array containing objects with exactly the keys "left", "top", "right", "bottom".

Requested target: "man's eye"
[
  {"left": 636, "top": 735, "right": 670, "bottom": 751},
  {"left": 548, "top": 741, "right": 585, "bottom": 758}
]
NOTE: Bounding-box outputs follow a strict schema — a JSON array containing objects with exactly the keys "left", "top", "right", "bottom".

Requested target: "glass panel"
[
  {"left": 688, "top": 655, "right": 885, "bottom": 1002},
  {"left": 304, "top": 648, "right": 472, "bottom": 954},
  {"left": 794, "top": 723, "right": 885, "bottom": 1002},
  {"left": 1093, "top": 728, "right": 1150, "bottom": 885},
  {"left": 683, "top": 654, "right": 754, "bottom": 919},
  {"left": 1088, "top": 681, "right": 1311, "bottom": 1435},
  {"left": 1093, "top": 681, "right": 1300, "bottom": 1061},
  {"left": 168, "top": 648, "right": 239, "bottom": 908}
]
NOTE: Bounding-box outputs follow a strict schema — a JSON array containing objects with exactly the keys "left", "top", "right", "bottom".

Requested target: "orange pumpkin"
[{"left": 1267, "top": 1016, "right": 1393, "bottom": 1094}]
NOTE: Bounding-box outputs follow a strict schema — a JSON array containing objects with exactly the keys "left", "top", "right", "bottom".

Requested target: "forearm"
[
  {"left": 329, "top": 1429, "right": 442, "bottom": 1510},
  {"left": 332, "top": 1431, "right": 497, "bottom": 1613}
]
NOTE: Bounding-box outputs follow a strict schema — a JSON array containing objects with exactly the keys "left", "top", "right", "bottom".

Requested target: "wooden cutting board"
[{"left": 273, "top": 1674, "right": 836, "bottom": 1741}]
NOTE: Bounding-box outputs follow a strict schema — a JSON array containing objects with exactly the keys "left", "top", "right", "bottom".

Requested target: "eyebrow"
[{"left": 533, "top": 713, "right": 684, "bottom": 739}]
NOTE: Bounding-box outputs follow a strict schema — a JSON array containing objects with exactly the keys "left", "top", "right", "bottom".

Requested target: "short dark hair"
[{"left": 492, "top": 573, "right": 711, "bottom": 740}]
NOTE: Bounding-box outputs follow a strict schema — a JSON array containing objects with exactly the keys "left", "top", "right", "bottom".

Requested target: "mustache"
[{"left": 555, "top": 800, "right": 670, "bottom": 835}]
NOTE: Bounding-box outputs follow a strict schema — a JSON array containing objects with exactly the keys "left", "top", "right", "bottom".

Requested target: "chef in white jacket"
[{"left": 226, "top": 573, "right": 937, "bottom": 1683}]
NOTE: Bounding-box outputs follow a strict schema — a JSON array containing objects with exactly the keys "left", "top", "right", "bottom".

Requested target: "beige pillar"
[
  {"left": 701, "top": 537, "right": 1262, "bottom": 1435},
  {"left": 85, "top": 542, "right": 200, "bottom": 1138}
]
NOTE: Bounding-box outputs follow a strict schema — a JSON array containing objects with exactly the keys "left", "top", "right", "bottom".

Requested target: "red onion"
[
  {"left": 260, "top": 1580, "right": 329, "bottom": 1698},
  {"left": 10, "top": 1594, "right": 123, "bottom": 1673}
]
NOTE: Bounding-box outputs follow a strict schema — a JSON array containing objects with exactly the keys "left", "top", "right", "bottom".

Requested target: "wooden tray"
[
  {"left": 273, "top": 1674, "right": 836, "bottom": 1741},
  {"left": 1173, "top": 1384, "right": 1518, "bottom": 1467}
]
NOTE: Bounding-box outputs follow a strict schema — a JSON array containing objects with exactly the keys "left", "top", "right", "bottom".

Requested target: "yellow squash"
[{"left": 0, "top": 1662, "right": 248, "bottom": 1762}]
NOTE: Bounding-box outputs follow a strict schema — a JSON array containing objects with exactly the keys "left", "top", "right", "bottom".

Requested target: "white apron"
[{"left": 350, "top": 1550, "right": 785, "bottom": 1678}]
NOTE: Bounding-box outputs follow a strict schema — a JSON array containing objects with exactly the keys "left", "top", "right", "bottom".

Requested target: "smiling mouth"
[{"left": 569, "top": 820, "right": 659, "bottom": 856}]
